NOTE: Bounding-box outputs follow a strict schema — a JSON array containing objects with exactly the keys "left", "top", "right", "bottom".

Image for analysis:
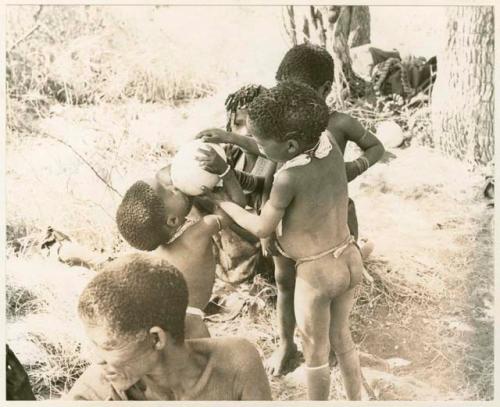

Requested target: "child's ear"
[
  {"left": 319, "top": 81, "right": 332, "bottom": 99},
  {"left": 287, "top": 140, "right": 300, "bottom": 155},
  {"left": 166, "top": 215, "right": 179, "bottom": 228},
  {"left": 156, "top": 166, "right": 172, "bottom": 188}
]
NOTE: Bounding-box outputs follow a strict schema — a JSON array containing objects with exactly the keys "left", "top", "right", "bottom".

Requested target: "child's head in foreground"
[
  {"left": 225, "top": 84, "right": 267, "bottom": 135},
  {"left": 246, "top": 80, "right": 329, "bottom": 162},
  {"left": 116, "top": 166, "right": 193, "bottom": 251},
  {"left": 275, "top": 43, "right": 334, "bottom": 100},
  {"left": 78, "top": 252, "right": 188, "bottom": 390}
]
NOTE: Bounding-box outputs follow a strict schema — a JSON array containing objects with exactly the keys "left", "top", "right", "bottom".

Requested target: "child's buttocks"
[{"left": 295, "top": 244, "right": 363, "bottom": 299}]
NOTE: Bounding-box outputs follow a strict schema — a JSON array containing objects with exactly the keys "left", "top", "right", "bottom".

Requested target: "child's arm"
[
  {"left": 216, "top": 173, "right": 294, "bottom": 239},
  {"left": 194, "top": 194, "right": 259, "bottom": 244},
  {"left": 196, "top": 128, "right": 263, "bottom": 156},
  {"left": 330, "top": 113, "right": 386, "bottom": 182},
  {"left": 221, "top": 170, "right": 247, "bottom": 208},
  {"left": 259, "top": 165, "right": 278, "bottom": 256},
  {"left": 195, "top": 145, "right": 247, "bottom": 207},
  {"left": 191, "top": 211, "right": 233, "bottom": 241}
]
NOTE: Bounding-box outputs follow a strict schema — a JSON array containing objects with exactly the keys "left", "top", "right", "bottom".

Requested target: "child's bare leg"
[
  {"left": 266, "top": 255, "right": 298, "bottom": 376},
  {"left": 329, "top": 287, "right": 361, "bottom": 400},
  {"left": 294, "top": 277, "right": 331, "bottom": 400}
]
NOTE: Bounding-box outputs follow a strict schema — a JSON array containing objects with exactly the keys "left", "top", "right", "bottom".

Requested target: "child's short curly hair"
[
  {"left": 247, "top": 80, "right": 329, "bottom": 146},
  {"left": 78, "top": 252, "right": 188, "bottom": 344},
  {"left": 224, "top": 84, "right": 267, "bottom": 131},
  {"left": 116, "top": 181, "right": 168, "bottom": 251},
  {"left": 276, "top": 44, "right": 334, "bottom": 90}
]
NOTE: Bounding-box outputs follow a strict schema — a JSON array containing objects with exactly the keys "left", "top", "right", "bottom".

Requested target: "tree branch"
[
  {"left": 45, "top": 133, "right": 123, "bottom": 198},
  {"left": 8, "top": 6, "right": 44, "bottom": 53}
]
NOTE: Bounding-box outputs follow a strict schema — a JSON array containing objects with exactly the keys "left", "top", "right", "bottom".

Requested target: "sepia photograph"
[{"left": 4, "top": 2, "right": 495, "bottom": 402}]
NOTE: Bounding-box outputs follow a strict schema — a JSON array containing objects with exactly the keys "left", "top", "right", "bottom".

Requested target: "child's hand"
[
  {"left": 196, "top": 128, "right": 231, "bottom": 144},
  {"left": 261, "top": 236, "right": 279, "bottom": 257},
  {"left": 195, "top": 145, "right": 229, "bottom": 175}
]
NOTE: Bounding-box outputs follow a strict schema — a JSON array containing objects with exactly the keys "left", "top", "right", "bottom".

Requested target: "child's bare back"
[
  {"left": 274, "top": 133, "right": 349, "bottom": 260},
  {"left": 155, "top": 215, "right": 218, "bottom": 310}
]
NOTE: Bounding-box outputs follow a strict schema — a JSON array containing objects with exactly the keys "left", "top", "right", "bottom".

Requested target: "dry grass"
[
  {"left": 6, "top": 258, "right": 95, "bottom": 399},
  {"left": 6, "top": 97, "right": 493, "bottom": 400},
  {"left": 5, "top": 4, "right": 493, "bottom": 401},
  {"left": 6, "top": 6, "right": 286, "bottom": 109}
]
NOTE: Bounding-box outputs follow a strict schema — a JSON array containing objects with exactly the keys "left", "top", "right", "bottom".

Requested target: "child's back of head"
[
  {"left": 276, "top": 43, "right": 334, "bottom": 92},
  {"left": 247, "top": 80, "right": 329, "bottom": 150},
  {"left": 116, "top": 177, "right": 192, "bottom": 251},
  {"left": 116, "top": 181, "right": 169, "bottom": 251}
]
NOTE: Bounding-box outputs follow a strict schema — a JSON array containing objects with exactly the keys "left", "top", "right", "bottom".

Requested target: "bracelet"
[
  {"left": 218, "top": 164, "right": 231, "bottom": 178},
  {"left": 353, "top": 159, "right": 363, "bottom": 176},
  {"left": 359, "top": 156, "right": 370, "bottom": 172},
  {"left": 354, "top": 157, "right": 370, "bottom": 174}
]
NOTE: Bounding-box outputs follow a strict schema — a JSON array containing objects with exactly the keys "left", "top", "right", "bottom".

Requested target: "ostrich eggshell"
[
  {"left": 170, "top": 141, "right": 226, "bottom": 196},
  {"left": 376, "top": 120, "right": 404, "bottom": 148}
]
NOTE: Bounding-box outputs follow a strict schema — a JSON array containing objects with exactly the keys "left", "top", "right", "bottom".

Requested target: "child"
[
  {"left": 267, "top": 43, "right": 385, "bottom": 376},
  {"left": 65, "top": 253, "right": 272, "bottom": 400},
  {"left": 213, "top": 81, "right": 364, "bottom": 400},
  {"left": 196, "top": 87, "right": 300, "bottom": 373},
  {"left": 275, "top": 43, "right": 385, "bottom": 192},
  {"left": 116, "top": 164, "right": 239, "bottom": 339},
  {"left": 195, "top": 84, "right": 277, "bottom": 282},
  {"left": 198, "top": 84, "right": 275, "bottom": 212}
]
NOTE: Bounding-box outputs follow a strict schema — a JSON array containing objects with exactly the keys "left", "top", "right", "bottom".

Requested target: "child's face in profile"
[
  {"left": 147, "top": 177, "right": 193, "bottom": 225},
  {"left": 158, "top": 184, "right": 193, "bottom": 222},
  {"left": 247, "top": 118, "right": 294, "bottom": 163},
  {"left": 229, "top": 108, "right": 249, "bottom": 136}
]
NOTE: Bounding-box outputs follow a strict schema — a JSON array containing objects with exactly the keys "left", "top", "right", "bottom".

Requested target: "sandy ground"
[
  {"left": 208, "top": 144, "right": 494, "bottom": 400},
  {"left": 5, "top": 102, "right": 494, "bottom": 400},
  {"left": 350, "top": 145, "right": 494, "bottom": 399}
]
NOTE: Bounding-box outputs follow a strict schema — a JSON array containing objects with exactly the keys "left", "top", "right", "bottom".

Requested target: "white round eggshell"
[
  {"left": 376, "top": 120, "right": 405, "bottom": 148},
  {"left": 170, "top": 140, "right": 227, "bottom": 196}
]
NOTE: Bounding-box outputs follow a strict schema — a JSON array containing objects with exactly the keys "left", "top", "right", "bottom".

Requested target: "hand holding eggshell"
[{"left": 170, "top": 140, "right": 227, "bottom": 196}]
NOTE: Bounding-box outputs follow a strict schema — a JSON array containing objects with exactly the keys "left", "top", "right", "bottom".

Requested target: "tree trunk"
[
  {"left": 282, "top": 6, "right": 370, "bottom": 106},
  {"left": 431, "top": 6, "right": 494, "bottom": 166}
]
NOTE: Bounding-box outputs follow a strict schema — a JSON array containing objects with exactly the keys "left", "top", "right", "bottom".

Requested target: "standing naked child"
[
  {"left": 211, "top": 81, "right": 364, "bottom": 400},
  {"left": 267, "top": 43, "right": 386, "bottom": 375},
  {"left": 197, "top": 46, "right": 385, "bottom": 376}
]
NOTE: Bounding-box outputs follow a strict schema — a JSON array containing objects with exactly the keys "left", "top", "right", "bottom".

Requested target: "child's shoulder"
[
  {"left": 328, "top": 111, "right": 357, "bottom": 130},
  {"left": 273, "top": 165, "right": 301, "bottom": 189}
]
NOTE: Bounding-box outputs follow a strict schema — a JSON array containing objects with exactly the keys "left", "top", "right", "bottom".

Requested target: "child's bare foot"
[{"left": 266, "top": 343, "right": 298, "bottom": 376}]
